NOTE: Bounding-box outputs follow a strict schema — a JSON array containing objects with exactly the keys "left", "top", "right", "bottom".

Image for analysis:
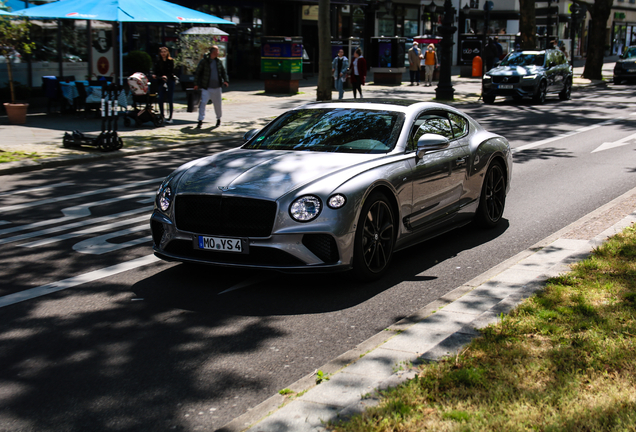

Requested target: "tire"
[
  {"left": 483, "top": 94, "right": 495, "bottom": 104},
  {"left": 153, "top": 114, "right": 165, "bottom": 127},
  {"left": 123, "top": 116, "right": 131, "bottom": 127},
  {"left": 475, "top": 162, "right": 506, "bottom": 228},
  {"left": 533, "top": 81, "right": 547, "bottom": 104},
  {"left": 352, "top": 192, "right": 395, "bottom": 281},
  {"left": 614, "top": 78, "right": 622, "bottom": 85},
  {"left": 559, "top": 79, "right": 572, "bottom": 100}
]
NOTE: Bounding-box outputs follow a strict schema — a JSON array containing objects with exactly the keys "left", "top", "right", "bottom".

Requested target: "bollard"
[{"left": 472, "top": 56, "right": 483, "bottom": 77}]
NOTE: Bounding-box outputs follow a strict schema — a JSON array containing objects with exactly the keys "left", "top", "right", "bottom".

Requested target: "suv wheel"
[
  {"left": 483, "top": 94, "right": 495, "bottom": 104},
  {"left": 533, "top": 81, "right": 547, "bottom": 104}
]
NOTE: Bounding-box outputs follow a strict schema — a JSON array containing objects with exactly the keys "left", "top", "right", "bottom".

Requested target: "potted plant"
[{"left": 0, "top": 14, "right": 34, "bottom": 124}]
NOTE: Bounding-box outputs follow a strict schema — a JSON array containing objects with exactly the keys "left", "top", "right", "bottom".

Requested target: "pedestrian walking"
[
  {"left": 408, "top": 42, "right": 421, "bottom": 85},
  {"left": 493, "top": 36, "right": 503, "bottom": 61},
  {"left": 193, "top": 45, "right": 229, "bottom": 129},
  {"left": 152, "top": 46, "right": 175, "bottom": 124},
  {"left": 422, "top": 44, "right": 438, "bottom": 87},
  {"left": 483, "top": 38, "right": 497, "bottom": 72},
  {"left": 332, "top": 49, "right": 349, "bottom": 100},
  {"left": 350, "top": 48, "right": 367, "bottom": 99}
]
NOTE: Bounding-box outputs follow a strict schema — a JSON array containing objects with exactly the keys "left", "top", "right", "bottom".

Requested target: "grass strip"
[
  {"left": 331, "top": 224, "right": 636, "bottom": 431},
  {"left": 0, "top": 150, "right": 42, "bottom": 163}
]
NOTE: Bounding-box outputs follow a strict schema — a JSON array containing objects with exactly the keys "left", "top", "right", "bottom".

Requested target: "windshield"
[
  {"left": 243, "top": 108, "right": 405, "bottom": 154},
  {"left": 622, "top": 47, "right": 636, "bottom": 59},
  {"left": 499, "top": 52, "right": 545, "bottom": 67}
]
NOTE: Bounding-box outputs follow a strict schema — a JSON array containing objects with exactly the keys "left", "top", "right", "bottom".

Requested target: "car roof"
[{"left": 297, "top": 99, "right": 458, "bottom": 113}]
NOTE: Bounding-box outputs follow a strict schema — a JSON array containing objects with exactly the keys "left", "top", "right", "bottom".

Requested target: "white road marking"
[
  {"left": 0, "top": 182, "right": 75, "bottom": 197},
  {"left": 592, "top": 131, "right": 636, "bottom": 153},
  {"left": 0, "top": 191, "right": 154, "bottom": 237},
  {"left": 0, "top": 178, "right": 161, "bottom": 214},
  {"left": 72, "top": 225, "right": 150, "bottom": 255},
  {"left": 0, "top": 254, "right": 160, "bottom": 309},
  {"left": 513, "top": 118, "right": 621, "bottom": 152},
  {"left": 20, "top": 213, "right": 151, "bottom": 248},
  {"left": 0, "top": 207, "right": 151, "bottom": 246}
]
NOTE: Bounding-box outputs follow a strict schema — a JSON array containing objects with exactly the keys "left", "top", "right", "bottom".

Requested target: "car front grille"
[
  {"left": 302, "top": 234, "right": 339, "bottom": 264},
  {"left": 175, "top": 195, "right": 277, "bottom": 237},
  {"left": 492, "top": 76, "right": 520, "bottom": 84}
]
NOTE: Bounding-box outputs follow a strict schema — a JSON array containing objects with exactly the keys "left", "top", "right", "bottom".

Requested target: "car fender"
[{"left": 466, "top": 132, "right": 512, "bottom": 200}]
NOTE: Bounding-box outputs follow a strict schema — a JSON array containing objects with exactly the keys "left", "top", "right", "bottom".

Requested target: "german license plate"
[
  {"left": 195, "top": 235, "right": 248, "bottom": 253},
  {"left": 629, "top": 69, "right": 636, "bottom": 73},
  {"left": 498, "top": 84, "right": 513, "bottom": 89}
]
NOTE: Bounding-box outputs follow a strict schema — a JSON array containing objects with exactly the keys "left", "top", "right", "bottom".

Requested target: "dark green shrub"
[{"left": 123, "top": 50, "right": 153, "bottom": 75}]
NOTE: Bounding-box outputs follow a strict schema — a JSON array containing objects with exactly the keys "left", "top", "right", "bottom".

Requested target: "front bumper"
[
  {"left": 613, "top": 65, "right": 636, "bottom": 80},
  {"left": 150, "top": 210, "right": 355, "bottom": 272},
  {"left": 482, "top": 78, "right": 538, "bottom": 98}
]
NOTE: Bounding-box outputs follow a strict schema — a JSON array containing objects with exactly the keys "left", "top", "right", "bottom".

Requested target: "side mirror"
[
  {"left": 243, "top": 128, "right": 260, "bottom": 142},
  {"left": 416, "top": 133, "right": 450, "bottom": 158}
]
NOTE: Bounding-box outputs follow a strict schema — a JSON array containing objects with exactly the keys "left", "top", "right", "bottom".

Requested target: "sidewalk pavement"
[{"left": 0, "top": 61, "right": 613, "bottom": 176}]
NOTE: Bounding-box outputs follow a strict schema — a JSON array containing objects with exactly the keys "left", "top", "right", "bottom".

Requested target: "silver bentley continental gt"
[{"left": 150, "top": 99, "right": 512, "bottom": 280}]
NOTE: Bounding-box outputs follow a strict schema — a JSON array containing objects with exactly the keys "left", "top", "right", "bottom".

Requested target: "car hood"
[
  {"left": 175, "top": 148, "right": 385, "bottom": 200},
  {"left": 488, "top": 65, "right": 544, "bottom": 76},
  {"left": 617, "top": 58, "right": 636, "bottom": 65}
]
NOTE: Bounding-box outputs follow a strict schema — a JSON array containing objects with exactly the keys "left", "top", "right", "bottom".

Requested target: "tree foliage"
[
  {"left": 0, "top": 16, "right": 34, "bottom": 103},
  {"left": 175, "top": 34, "right": 213, "bottom": 74}
]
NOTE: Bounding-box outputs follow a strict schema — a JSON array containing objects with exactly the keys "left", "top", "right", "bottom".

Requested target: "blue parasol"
[{"left": 14, "top": 0, "right": 235, "bottom": 82}]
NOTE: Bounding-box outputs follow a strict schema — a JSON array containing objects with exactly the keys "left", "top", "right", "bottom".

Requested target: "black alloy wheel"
[
  {"left": 533, "top": 81, "right": 547, "bottom": 104},
  {"left": 559, "top": 79, "right": 572, "bottom": 100},
  {"left": 352, "top": 193, "right": 395, "bottom": 281},
  {"left": 475, "top": 162, "right": 506, "bottom": 228}
]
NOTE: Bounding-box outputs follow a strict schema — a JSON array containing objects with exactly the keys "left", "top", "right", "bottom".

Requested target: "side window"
[
  {"left": 408, "top": 113, "right": 454, "bottom": 151},
  {"left": 448, "top": 113, "right": 469, "bottom": 138}
]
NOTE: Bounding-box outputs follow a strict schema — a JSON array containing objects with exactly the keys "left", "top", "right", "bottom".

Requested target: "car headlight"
[
  {"left": 523, "top": 74, "right": 538, "bottom": 79},
  {"left": 158, "top": 185, "right": 173, "bottom": 212},
  {"left": 328, "top": 194, "right": 346, "bottom": 209},
  {"left": 290, "top": 195, "right": 322, "bottom": 222},
  {"left": 482, "top": 74, "right": 491, "bottom": 80}
]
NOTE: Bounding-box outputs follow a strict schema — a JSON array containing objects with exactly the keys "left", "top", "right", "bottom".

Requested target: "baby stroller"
[{"left": 123, "top": 72, "right": 164, "bottom": 127}]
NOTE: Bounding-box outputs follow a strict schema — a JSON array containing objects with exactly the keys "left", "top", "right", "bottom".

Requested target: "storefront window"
[
  {"left": 379, "top": 15, "right": 395, "bottom": 37},
  {"left": 403, "top": 6, "right": 419, "bottom": 37}
]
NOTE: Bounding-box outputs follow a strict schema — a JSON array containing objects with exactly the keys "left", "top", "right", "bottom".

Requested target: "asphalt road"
[{"left": 0, "top": 84, "right": 635, "bottom": 432}]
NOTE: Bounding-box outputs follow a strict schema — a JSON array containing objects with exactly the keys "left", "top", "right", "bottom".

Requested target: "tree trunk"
[
  {"left": 7, "top": 59, "right": 15, "bottom": 104},
  {"left": 316, "top": 0, "right": 332, "bottom": 101},
  {"left": 582, "top": 0, "right": 613, "bottom": 80},
  {"left": 519, "top": 0, "right": 536, "bottom": 50}
]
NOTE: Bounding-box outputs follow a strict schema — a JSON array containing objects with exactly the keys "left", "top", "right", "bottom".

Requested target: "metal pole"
[
  {"left": 435, "top": 0, "right": 457, "bottom": 100},
  {"left": 119, "top": 22, "right": 123, "bottom": 85}
]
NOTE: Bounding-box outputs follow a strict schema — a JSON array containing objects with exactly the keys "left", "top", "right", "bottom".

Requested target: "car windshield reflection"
[
  {"left": 500, "top": 52, "right": 545, "bottom": 67},
  {"left": 622, "top": 47, "right": 636, "bottom": 59},
  {"left": 244, "top": 109, "right": 405, "bottom": 154}
]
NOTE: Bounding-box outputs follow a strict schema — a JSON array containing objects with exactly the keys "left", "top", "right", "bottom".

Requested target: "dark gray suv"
[{"left": 481, "top": 49, "right": 573, "bottom": 104}]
